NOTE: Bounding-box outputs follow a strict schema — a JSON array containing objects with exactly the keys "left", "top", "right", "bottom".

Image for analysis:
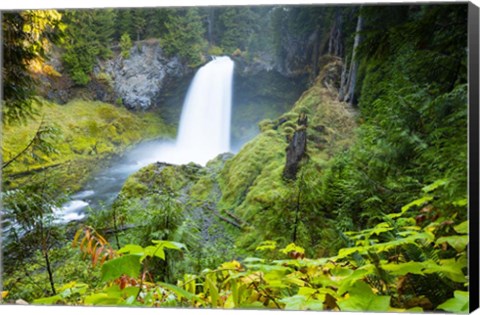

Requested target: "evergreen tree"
[
  {"left": 161, "top": 8, "right": 207, "bottom": 66},
  {"left": 131, "top": 9, "right": 146, "bottom": 41},
  {"left": 2, "top": 10, "right": 62, "bottom": 125},
  {"left": 61, "top": 9, "right": 117, "bottom": 85},
  {"left": 114, "top": 9, "right": 133, "bottom": 41},
  {"left": 217, "top": 7, "right": 258, "bottom": 54},
  {"left": 92, "top": 9, "right": 117, "bottom": 58},
  {"left": 120, "top": 32, "right": 132, "bottom": 58}
]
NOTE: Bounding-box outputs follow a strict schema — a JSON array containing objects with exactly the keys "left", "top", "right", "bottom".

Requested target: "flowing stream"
[{"left": 56, "top": 56, "right": 235, "bottom": 222}]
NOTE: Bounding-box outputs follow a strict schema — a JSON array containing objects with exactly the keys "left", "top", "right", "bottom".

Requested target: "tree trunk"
[
  {"left": 44, "top": 249, "right": 56, "bottom": 295},
  {"left": 112, "top": 207, "right": 121, "bottom": 250},
  {"left": 328, "top": 10, "right": 343, "bottom": 57},
  {"left": 207, "top": 8, "right": 215, "bottom": 46},
  {"left": 338, "top": 56, "right": 349, "bottom": 101},
  {"left": 292, "top": 182, "right": 302, "bottom": 243},
  {"left": 344, "top": 14, "right": 363, "bottom": 105},
  {"left": 283, "top": 113, "right": 308, "bottom": 180}
]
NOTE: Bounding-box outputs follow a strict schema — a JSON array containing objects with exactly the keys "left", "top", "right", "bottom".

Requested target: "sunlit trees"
[{"left": 2, "top": 10, "right": 62, "bottom": 125}]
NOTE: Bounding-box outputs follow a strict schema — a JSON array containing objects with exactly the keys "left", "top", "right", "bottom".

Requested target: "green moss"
[
  {"left": 214, "top": 74, "right": 357, "bottom": 251},
  {"left": 119, "top": 163, "right": 202, "bottom": 200},
  {"left": 218, "top": 130, "right": 286, "bottom": 211},
  {"left": 2, "top": 98, "right": 174, "bottom": 190}
]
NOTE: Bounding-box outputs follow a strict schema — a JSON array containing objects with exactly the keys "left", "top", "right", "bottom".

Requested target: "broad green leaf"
[
  {"left": 389, "top": 306, "right": 424, "bottom": 313},
  {"left": 279, "top": 295, "right": 306, "bottom": 310},
  {"left": 453, "top": 199, "right": 467, "bottom": 207},
  {"left": 159, "top": 282, "right": 203, "bottom": 304},
  {"left": 123, "top": 286, "right": 140, "bottom": 299},
  {"left": 401, "top": 196, "right": 433, "bottom": 213},
  {"left": 220, "top": 260, "right": 242, "bottom": 270},
  {"left": 151, "top": 240, "right": 186, "bottom": 250},
  {"left": 436, "top": 235, "right": 468, "bottom": 252},
  {"left": 422, "top": 260, "right": 467, "bottom": 283},
  {"left": 422, "top": 179, "right": 448, "bottom": 193},
  {"left": 255, "top": 240, "right": 277, "bottom": 251},
  {"left": 305, "top": 298, "right": 326, "bottom": 310},
  {"left": 454, "top": 221, "right": 468, "bottom": 234},
  {"left": 84, "top": 293, "right": 121, "bottom": 305},
  {"left": 118, "top": 244, "right": 144, "bottom": 255},
  {"left": 380, "top": 261, "right": 427, "bottom": 276},
  {"left": 337, "top": 246, "right": 361, "bottom": 259},
  {"left": 143, "top": 245, "right": 165, "bottom": 261},
  {"left": 373, "top": 232, "right": 435, "bottom": 252},
  {"left": 238, "top": 301, "right": 264, "bottom": 308},
  {"left": 122, "top": 295, "right": 137, "bottom": 305},
  {"left": 264, "top": 271, "right": 289, "bottom": 288},
  {"left": 284, "top": 274, "right": 306, "bottom": 287},
  {"left": 279, "top": 294, "right": 325, "bottom": 310},
  {"left": 272, "top": 259, "right": 302, "bottom": 267},
  {"left": 437, "top": 290, "right": 469, "bottom": 313},
  {"left": 337, "top": 281, "right": 391, "bottom": 312},
  {"left": 224, "top": 294, "right": 235, "bottom": 308},
  {"left": 368, "top": 222, "right": 393, "bottom": 236},
  {"left": 280, "top": 243, "right": 305, "bottom": 255},
  {"left": 337, "top": 265, "right": 376, "bottom": 295},
  {"left": 298, "top": 287, "right": 317, "bottom": 297},
  {"left": 230, "top": 278, "right": 239, "bottom": 307},
  {"left": 34, "top": 295, "right": 62, "bottom": 305},
  {"left": 182, "top": 274, "right": 197, "bottom": 294},
  {"left": 206, "top": 276, "right": 219, "bottom": 307},
  {"left": 57, "top": 282, "right": 88, "bottom": 298},
  {"left": 245, "top": 263, "right": 290, "bottom": 273},
  {"left": 101, "top": 254, "right": 141, "bottom": 282}
]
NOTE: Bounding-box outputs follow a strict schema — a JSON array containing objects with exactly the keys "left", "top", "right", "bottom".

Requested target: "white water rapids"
[{"left": 54, "top": 56, "right": 235, "bottom": 222}]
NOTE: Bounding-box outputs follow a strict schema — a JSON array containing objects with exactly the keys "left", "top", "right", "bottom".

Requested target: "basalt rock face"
[
  {"left": 37, "top": 41, "right": 192, "bottom": 110},
  {"left": 100, "top": 40, "right": 191, "bottom": 111}
]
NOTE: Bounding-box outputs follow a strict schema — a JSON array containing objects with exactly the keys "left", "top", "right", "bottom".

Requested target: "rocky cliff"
[{"left": 98, "top": 40, "right": 190, "bottom": 110}]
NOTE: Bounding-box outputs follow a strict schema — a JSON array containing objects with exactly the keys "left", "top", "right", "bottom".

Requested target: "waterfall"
[
  {"left": 156, "top": 56, "right": 235, "bottom": 165},
  {"left": 55, "top": 57, "right": 235, "bottom": 223}
]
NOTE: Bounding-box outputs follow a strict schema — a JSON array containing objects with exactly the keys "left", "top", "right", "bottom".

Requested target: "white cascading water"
[
  {"left": 155, "top": 56, "right": 235, "bottom": 165},
  {"left": 55, "top": 56, "right": 234, "bottom": 223}
]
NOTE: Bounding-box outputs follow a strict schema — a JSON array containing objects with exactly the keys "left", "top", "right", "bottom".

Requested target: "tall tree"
[
  {"left": 2, "top": 10, "right": 62, "bottom": 125},
  {"left": 113, "top": 9, "right": 133, "bottom": 41},
  {"left": 61, "top": 9, "right": 116, "bottom": 85},
  {"left": 217, "top": 7, "right": 258, "bottom": 53},
  {"left": 161, "top": 8, "right": 207, "bottom": 66},
  {"left": 2, "top": 175, "right": 67, "bottom": 296},
  {"left": 131, "top": 9, "right": 146, "bottom": 41}
]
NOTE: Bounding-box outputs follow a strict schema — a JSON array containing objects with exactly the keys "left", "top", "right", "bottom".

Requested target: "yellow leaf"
[{"left": 2, "top": 291, "right": 9, "bottom": 299}]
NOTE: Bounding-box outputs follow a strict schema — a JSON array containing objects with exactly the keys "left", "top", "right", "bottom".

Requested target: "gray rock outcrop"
[{"left": 99, "top": 40, "right": 190, "bottom": 110}]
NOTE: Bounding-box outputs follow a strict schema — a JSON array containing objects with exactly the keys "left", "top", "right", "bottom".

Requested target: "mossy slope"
[
  {"left": 2, "top": 99, "right": 173, "bottom": 190},
  {"left": 217, "top": 74, "right": 357, "bottom": 251}
]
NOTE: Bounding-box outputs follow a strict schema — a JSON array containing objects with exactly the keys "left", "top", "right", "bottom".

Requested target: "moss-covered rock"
[{"left": 111, "top": 152, "right": 238, "bottom": 278}]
